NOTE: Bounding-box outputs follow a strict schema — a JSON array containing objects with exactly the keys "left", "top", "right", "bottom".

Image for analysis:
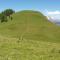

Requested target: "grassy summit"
[
  {"left": 0, "top": 10, "right": 60, "bottom": 60},
  {"left": 0, "top": 10, "right": 60, "bottom": 42}
]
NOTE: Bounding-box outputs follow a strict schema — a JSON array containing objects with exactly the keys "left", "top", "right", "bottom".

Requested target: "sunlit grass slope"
[
  {"left": 0, "top": 36, "right": 60, "bottom": 60},
  {"left": 0, "top": 10, "right": 60, "bottom": 60},
  {"left": 0, "top": 10, "right": 60, "bottom": 42},
  {"left": 0, "top": 37, "right": 60, "bottom": 60}
]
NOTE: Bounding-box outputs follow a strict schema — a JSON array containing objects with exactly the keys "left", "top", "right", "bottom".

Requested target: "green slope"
[
  {"left": 0, "top": 10, "right": 60, "bottom": 60},
  {"left": 0, "top": 10, "right": 60, "bottom": 42},
  {"left": 0, "top": 36, "right": 60, "bottom": 60}
]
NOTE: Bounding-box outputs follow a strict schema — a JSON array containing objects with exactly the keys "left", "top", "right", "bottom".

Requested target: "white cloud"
[
  {"left": 47, "top": 11, "right": 60, "bottom": 15},
  {"left": 45, "top": 10, "right": 60, "bottom": 20}
]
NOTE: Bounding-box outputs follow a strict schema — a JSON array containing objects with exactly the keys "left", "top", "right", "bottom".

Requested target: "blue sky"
[{"left": 0, "top": 0, "right": 60, "bottom": 19}]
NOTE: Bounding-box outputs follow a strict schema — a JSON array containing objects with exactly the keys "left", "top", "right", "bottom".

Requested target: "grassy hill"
[
  {"left": 0, "top": 10, "right": 60, "bottom": 60},
  {"left": 0, "top": 10, "right": 60, "bottom": 42}
]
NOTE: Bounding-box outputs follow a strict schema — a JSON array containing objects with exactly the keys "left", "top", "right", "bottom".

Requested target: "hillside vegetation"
[
  {"left": 0, "top": 10, "right": 60, "bottom": 42},
  {"left": 0, "top": 10, "right": 60, "bottom": 60}
]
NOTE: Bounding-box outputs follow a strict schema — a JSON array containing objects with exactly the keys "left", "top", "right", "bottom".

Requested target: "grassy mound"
[
  {"left": 0, "top": 10, "right": 60, "bottom": 42},
  {"left": 0, "top": 10, "right": 60, "bottom": 60}
]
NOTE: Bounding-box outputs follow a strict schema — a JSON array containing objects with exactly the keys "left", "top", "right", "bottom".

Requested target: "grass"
[
  {"left": 0, "top": 36, "right": 60, "bottom": 60},
  {"left": 0, "top": 10, "right": 59, "bottom": 42},
  {"left": 0, "top": 10, "right": 60, "bottom": 60}
]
